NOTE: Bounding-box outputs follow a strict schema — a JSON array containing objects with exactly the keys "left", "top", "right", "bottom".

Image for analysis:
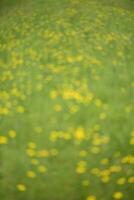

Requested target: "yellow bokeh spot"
[
  {"left": 130, "top": 138, "right": 134, "bottom": 145},
  {"left": 76, "top": 165, "right": 86, "bottom": 174},
  {"left": 31, "top": 159, "right": 39, "bottom": 165},
  {"left": 8, "top": 130, "right": 16, "bottom": 138},
  {"left": 27, "top": 170, "right": 36, "bottom": 178},
  {"left": 0, "top": 136, "right": 8, "bottom": 144},
  {"left": 76, "top": 161, "right": 87, "bottom": 174},
  {"left": 26, "top": 149, "right": 36, "bottom": 157},
  {"left": 75, "top": 127, "right": 85, "bottom": 141},
  {"left": 113, "top": 192, "right": 123, "bottom": 199},
  {"left": 101, "top": 175, "right": 110, "bottom": 183},
  {"left": 110, "top": 165, "right": 121, "bottom": 173},
  {"left": 79, "top": 150, "right": 87, "bottom": 157},
  {"left": 86, "top": 195, "right": 96, "bottom": 200},
  {"left": 37, "top": 150, "right": 49, "bottom": 157},
  {"left": 100, "top": 158, "right": 109, "bottom": 165},
  {"left": 17, "top": 106, "right": 25, "bottom": 113},
  {"left": 28, "top": 142, "right": 37, "bottom": 149},
  {"left": 17, "top": 184, "right": 26, "bottom": 192},
  {"left": 117, "top": 177, "right": 126, "bottom": 185},
  {"left": 38, "top": 165, "right": 47, "bottom": 173},
  {"left": 54, "top": 104, "right": 62, "bottom": 112},
  {"left": 128, "top": 176, "right": 134, "bottom": 183},
  {"left": 95, "top": 99, "right": 103, "bottom": 107},
  {"left": 50, "top": 90, "right": 58, "bottom": 99}
]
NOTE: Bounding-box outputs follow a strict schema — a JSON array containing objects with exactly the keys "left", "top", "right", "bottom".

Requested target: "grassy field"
[{"left": 0, "top": 0, "right": 134, "bottom": 200}]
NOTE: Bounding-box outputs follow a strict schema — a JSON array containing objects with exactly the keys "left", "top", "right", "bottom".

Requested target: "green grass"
[{"left": 0, "top": 0, "right": 134, "bottom": 200}]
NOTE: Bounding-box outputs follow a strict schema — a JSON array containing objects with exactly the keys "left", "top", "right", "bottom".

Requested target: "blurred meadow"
[{"left": 0, "top": 0, "right": 134, "bottom": 200}]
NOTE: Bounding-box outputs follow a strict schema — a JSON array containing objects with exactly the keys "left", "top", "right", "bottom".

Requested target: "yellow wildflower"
[
  {"left": 17, "top": 106, "right": 25, "bottom": 113},
  {"left": 31, "top": 159, "right": 39, "bottom": 165},
  {"left": 0, "top": 136, "right": 8, "bottom": 144},
  {"left": 8, "top": 130, "right": 16, "bottom": 138},
  {"left": 86, "top": 195, "right": 96, "bottom": 200},
  {"left": 128, "top": 176, "right": 134, "bottom": 183},
  {"left": 38, "top": 165, "right": 47, "bottom": 173},
  {"left": 28, "top": 142, "right": 36, "bottom": 149},
  {"left": 113, "top": 192, "right": 123, "bottom": 199},
  {"left": 117, "top": 177, "right": 126, "bottom": 185},
  {"left": 75, "top": 127, "right": 85, "bottom": 141},
  {"left": 27, "top": 170, "right": 36, "bottom": 178},
  {"left": 37, "top": 150, "right": 49, "bottom": 157},
  {"left": 54, "top": 104, "right": 62, "bottom": 112},
  {"left": 17, "top": 184, "right": 26, "bottom": 192}
]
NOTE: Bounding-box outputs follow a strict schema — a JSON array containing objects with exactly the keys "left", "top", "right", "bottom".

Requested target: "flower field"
[{"left": 0, "top": 0, "right": 134, "bottom": 199}]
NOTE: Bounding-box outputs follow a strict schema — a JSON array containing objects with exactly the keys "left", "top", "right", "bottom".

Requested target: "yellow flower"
[
  {"left": 95, "top": 99, "right": 103, "bottom": 107},
  {"left": 31, "top": 159, "right": 39, "bottom": 165},
  {"left": 128, "top": 155, "right": 134, "bottom": 164},
  {"left": 91, "top": 168, "right": 100, "bottom": 176},
  {"left": 50, "top": 90, "right": 57, "bottom": 99},
  {"left": 101, "top": 135, "right": 110, "bottom": 144},
  {"left": 26, "top": 149, "right": 36, "bottom": 157},
  {"left": 54, "top": 104, "right": 62, "bottom": 112},
  {"left": 101, "top": 176, "right": 110, "bottom": 183},
  {"left": 17, "top": 106, "right": 25, "bottom": 113},
  {"left": 128, "top": 176, "right": 134, "bottom": 183},
  {"left": 49, "top": 131, "right": 58, "bottom": 142},
  {"left": 130, "top": 138, "right": 134, "bottom": 145},
  {"left": 62, "top": 89, "right": 82, "bottom": 102},
  {"left": 121, "top": 156, "right": 129, "bottom": 164},
  {"left": 28, "top": 142, "right": 36, "bottom": 149},
  {"left": 92, "top": 137, "right": 102, "bottom": 146},
  {"left": 8, "top": 130, "right": 16, "bottom": 138},
  {"left": 27, "top": 170, "right": 36, "bottom": 178},
  {"left": 37, "top": 150, "right": 49, "bottom": 157},
  {"left": 75, "top": 127, "right": 85, "bottom": 141},
  {"left": 76, "top": 161, "right": 87, "bottom": 174},
  {"left": 110, "top": 165, "right": 122, "bottom": 173},
  {"left": 62, "top": 133, "right": 71, "bottom": 140},
  {"left": 100, "top": 169, "right": 111, "bottom": 177},
  {"left": 17, "top": 184, "right": 26, "bottom": 192},
  {"left": 113, "top": 192, "right": 123, "bottom": 199},
  {"left": 70, "top": 105, "right": 79, "bottom": 113},
  {"left": 100, "top": 158, "right": 109, "bottom": 165},
  {"left": 125, "top": 105, "right": 132, "bottom": 113},
  {"left": 117, "top": 177, "right": 126, "bottom": 185},
  {"left": 76, "top": 55, "right": 83, "bottom": 61},
  {"left": 76, "top": 165, "right": 86, "bottom": 174},
  {"left": 79, "top": 150, "right": 87, "bottom": 157},
  {"left": 38, "top": 165, "right": 47, "bottom": 173},
  {"left": 11, "top": 87, "right": 20, "bottom": 96},
  {"left": 67, "top": 56, "right": 74, "bottom": 63},
  {"left": 0, "top": 107, "right": 9, "bottom": 115},
  {"left": 0, "top": 136, "right": 8, "bottom": 144},
  {"left": 86, "top": 195, "right": 96, "bottom": 200}
]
